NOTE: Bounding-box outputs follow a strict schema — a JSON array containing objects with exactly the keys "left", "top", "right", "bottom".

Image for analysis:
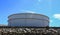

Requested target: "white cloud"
[
  {"left": 21, "top": 10, "right": 36, "bottom": 13},
  {"left": 37, "top": 0, "right": 41, "bottom": 3},
  {"left": 53, "top": 14, "right": 60, "bottom": 20},
  {"left": 50, "top": 20, "right": 53, "bottom": 23},
  {"left": 25, "top": 11, "right": 36, "bottom": 13},
  {"left": 38, "top": 0, "right": 40, "bottom": 2}
]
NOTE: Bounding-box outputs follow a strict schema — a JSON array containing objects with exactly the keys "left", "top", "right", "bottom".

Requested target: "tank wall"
[{"left": 8, "top": 19, "right": 49, "bottom": 27}]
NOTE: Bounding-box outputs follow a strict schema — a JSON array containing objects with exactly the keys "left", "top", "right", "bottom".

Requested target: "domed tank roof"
[{"left": 8, "top": 13, "right": 49, "bottom": 19}]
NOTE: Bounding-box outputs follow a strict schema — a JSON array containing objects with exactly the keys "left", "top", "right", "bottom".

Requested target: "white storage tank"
[{"left": 8, "top": 13, "right": 49, "bottom": 27}]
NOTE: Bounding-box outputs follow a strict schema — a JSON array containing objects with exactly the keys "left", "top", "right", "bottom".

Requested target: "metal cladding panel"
[
  {"left": 26, "top": 19, "right": 43, "bottom": 27},
  {"left": 26, "top": 14, "right": 49, "bottom": 20},
  {"left": 8, "top": 14, "right": 26, "bottom": 20},
  {"left": 8, "top": 19, "right": 26, "bottom": 26}
]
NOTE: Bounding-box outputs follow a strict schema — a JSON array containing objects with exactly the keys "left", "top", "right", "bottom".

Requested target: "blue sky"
[{"left": 0, "top": 0, "right": 60, "bottom": 27}]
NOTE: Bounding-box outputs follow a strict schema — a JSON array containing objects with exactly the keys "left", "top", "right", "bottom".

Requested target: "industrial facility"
[
  {"left": 8, "top": 13, "right": 49, "bottom": 27},
  {"left": 0, "top": 13, "right": 60, "bottom": 35}
]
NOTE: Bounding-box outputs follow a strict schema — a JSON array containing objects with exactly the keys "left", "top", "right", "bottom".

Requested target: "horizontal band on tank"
[
  {"left": 8, "top": 18, "right": 49, "bottom": 21},
  {"left": 8, "top": 18, "right": 49, "bottom": 23},
  {"left": 8, "top": 13, "right": 49, "bottom": 19},
  {"left": 8, "top": 17, "right": 49, "bottom": 21}
]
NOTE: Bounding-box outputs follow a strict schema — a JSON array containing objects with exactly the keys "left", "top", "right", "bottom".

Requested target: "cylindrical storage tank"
[{"left": 8, "top": 13, "right": 49, "bottom": 27}]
